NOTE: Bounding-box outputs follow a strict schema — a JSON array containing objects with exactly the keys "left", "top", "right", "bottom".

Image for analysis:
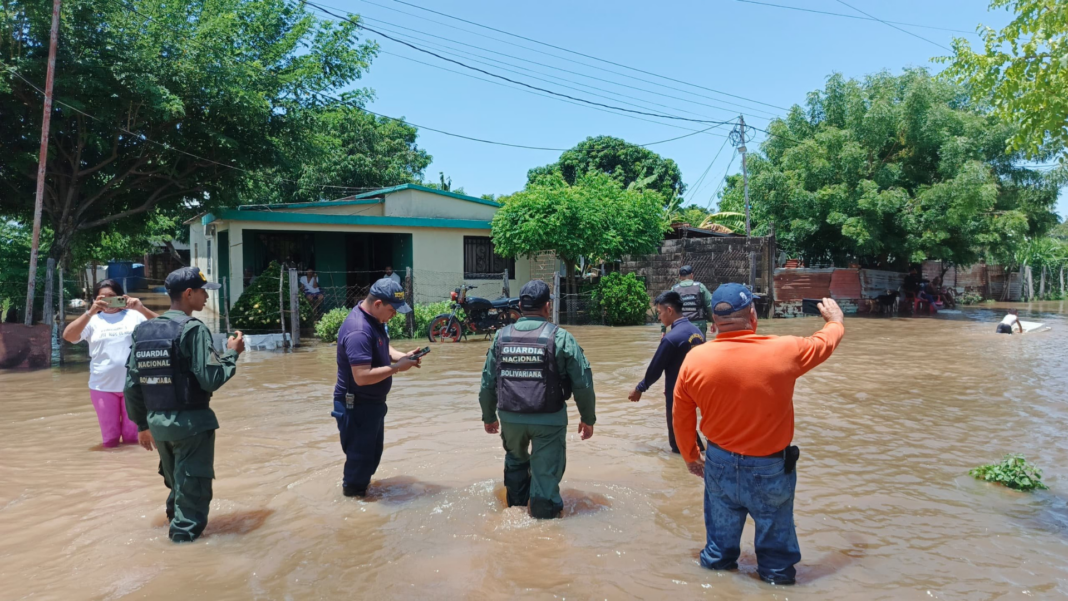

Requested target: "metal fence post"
[
  {"left": 552, "top": 271, "right": 560, "bottom": 325},
  {"left": 288, "top": 268, "right": 300, "bottom": 348},
  {"left": 278, "top": 264, "right": 287, "bottom": 341},
  {"left": 57, "top": 266, "right": 64, "bottom": 360},
  {"left": 43, "top": 258, "right": 55, "bottom": 342},
  {"left": 502, "top": 268, "right": 509, "bottom": 298},
  {"left": 405, "top": 267, "right": 414, "bottom": 338},
  {"left": 223, "top": 276, "right": 232, "bottom": 334}
]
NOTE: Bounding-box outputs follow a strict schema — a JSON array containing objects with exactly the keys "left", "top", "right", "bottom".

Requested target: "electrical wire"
[
  {"left": 386, "top": 0, "right": 789, "bottom": 111},
  {"left": 736, "top": 0, "right": 976, "bottom": 35},
  {"left": 832, "top": 0, "right": 951, "bottom": 51},
  {"left": 705, "top": 152, "right": 738, "bottom": 209},
  {"left": 378, "top": 51, "right": 733, "bottom": 142},
  {"left": 683, "top": 137, "right": 731, "bottom": 203},
  {"left": 307, "top": 2, "right": 739, "bottom": 127},
  {"left": 347, "top": 11, "right": 780, "bottom": 119}
]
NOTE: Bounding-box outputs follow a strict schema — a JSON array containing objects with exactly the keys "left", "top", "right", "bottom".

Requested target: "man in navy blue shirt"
[
  {"left": 333, "top": 278, "right": 421, "bottom": 497},
  {"left": 629, "top": 291, "right": 707, "bottom": 454}
]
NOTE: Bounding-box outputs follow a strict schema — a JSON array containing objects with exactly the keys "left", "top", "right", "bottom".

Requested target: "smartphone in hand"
[
  {"left": 106, "top": 296, "right": 128, "bottom": 309},
  {"left": 410, "top": 346, "right": 431, "bottom": 360},
  {"left": 801, "top": 298, "right": 822, "bottom": 316}
]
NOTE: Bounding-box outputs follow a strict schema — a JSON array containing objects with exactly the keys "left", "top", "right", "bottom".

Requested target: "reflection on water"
[{"left": 2, "top": 301, "right": 1067, "bottom": 599}]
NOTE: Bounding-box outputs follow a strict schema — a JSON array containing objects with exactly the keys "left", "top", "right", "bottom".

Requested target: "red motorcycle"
[{"left": 427, "top": 284, "right": 521, "bottom": 342}]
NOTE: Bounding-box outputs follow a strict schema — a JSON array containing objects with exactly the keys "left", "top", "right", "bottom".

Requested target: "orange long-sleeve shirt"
[{"left": 672, "top": 321, "right": 844, "bottom": 462}]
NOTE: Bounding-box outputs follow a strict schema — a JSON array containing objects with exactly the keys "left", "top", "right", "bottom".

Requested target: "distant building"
[{"left": 186, "top": 184, "right": 529, "bottom": 315}]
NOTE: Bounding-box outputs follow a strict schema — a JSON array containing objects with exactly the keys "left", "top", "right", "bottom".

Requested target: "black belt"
[{"left": 708, "top": 442, "right": 786, "bottom": 459}]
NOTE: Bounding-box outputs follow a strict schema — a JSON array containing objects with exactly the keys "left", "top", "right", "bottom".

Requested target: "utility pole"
[
  {"left": 730, "top": 115, "right": 756, "bottom": 290},
  {"left": 24, "top": 0, "right": 62, "bottom": 326}
]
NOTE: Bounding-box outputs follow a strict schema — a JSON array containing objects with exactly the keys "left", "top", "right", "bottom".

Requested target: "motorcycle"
[{"left": 427, "top": 284, "right": 521, "bottom": 342}]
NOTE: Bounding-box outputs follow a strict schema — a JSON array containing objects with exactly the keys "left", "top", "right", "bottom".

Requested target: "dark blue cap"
[
  {"left": 165, "top": 267, "right": 221, "bottom": 294},
  {"left": 519, "top": 279, "right": 555, "bottom": 310},
  {"left": 711, "top": 283, "right": 753, "bottom": 316},
  {"left": 679, "top": 265, "right": 693, "bottom": 276},
  {"left": 369, "top": 278, "right": 411, "bottom": 313}
]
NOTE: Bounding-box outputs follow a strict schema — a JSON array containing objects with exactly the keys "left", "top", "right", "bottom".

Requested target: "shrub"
[
  {"left": 230, "top": 261, "right": 313, "bottom": 332},
  {"left": 592, "top": 272, "right": 650, "bottom": 326},
  {"left": 959, "top": 292, "right": 984, "bottom": 305},
  {"left": 315, "top": 307, "right": 349, "bottom": 343},
  {"left": 315, "top": 301, "right": 457, "bottom": 342},
  {"left": 970, "top": 454, "right": 1048, "bottom": 491}
]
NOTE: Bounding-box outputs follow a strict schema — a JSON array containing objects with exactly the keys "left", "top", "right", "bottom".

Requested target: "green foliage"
[
  {"left": 593, "top": 272, "right": 650, "bottom": 326},
  {"left": 527, "top": 136, "right": 685, "bottom": 203},
  {"left": 959, "top": 292, "right": 984, "bottom": 305},
  {"left": 313, "top": 301, "right": 455, "bottom": 342},
  {"left": 388, "top": 301, "right": 455, "bottom": 340},
  {"left": 315, "top": 307, "right": 349, "bottom": 343},
  {"left": 492, "top": 171, "right": 667, "bottom": 269},
  {"left": 670, "top": 204, "right": 711, "bottom": 228},
  {"left": 229, "top": 261, "right": 312, "bottom": 331},
  {"left": 940, "top": 0, "right": 1068, "bottom": 161},
  {"left": 0, "top": 0, "right": 384, "bottom": 262},
  {"left": 970, "top": 454, "right": 1048, "bottom": 491},
  {"left": 718, "top": 70, "right": 1059, "bottom": 269}
]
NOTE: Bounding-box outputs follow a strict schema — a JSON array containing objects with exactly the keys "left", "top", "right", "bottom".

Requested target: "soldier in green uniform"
[
  {"left": 124, "top": 267, "right": 244, "bottom": 543},
  {"left": 478, "top": 279, "right": 596, "bottom": 519},
  {"left": 670, "top": 265, "right": 713, "bottom": 337}
]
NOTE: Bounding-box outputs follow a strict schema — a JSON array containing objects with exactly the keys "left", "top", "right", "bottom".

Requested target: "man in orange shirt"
[{"left": 673, "top": 284, "right": 844, "bottom": 585}]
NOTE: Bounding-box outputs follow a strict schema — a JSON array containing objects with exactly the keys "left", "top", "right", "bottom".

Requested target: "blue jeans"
[
  {"left": 332, "top": 399, "right": 388, "bottom": 490},
  {"left": 700, "top": 444, "right": 801, "bottom": 583}
]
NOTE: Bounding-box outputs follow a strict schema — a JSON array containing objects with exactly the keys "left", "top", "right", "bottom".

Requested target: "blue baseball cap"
[
  {"left": 711, "top": 283, "right": 754, "bottom": 316},
  {"left": 368, "top": 278, "right": 412, "bottom": 313}
]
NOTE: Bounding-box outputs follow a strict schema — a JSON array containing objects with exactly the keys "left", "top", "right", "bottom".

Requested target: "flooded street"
[{"left": 2, "top": 302, "right": 1068, "bottom": 600}]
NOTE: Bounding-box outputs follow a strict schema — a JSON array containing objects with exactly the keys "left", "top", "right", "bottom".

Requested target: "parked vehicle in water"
[{"left": 427, "top": 284, "right": 521, "bottom": 342}]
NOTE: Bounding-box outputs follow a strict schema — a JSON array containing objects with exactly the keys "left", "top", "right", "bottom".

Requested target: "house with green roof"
[{"left": 187, "top": 184, "right": 532, "bottom": 315}]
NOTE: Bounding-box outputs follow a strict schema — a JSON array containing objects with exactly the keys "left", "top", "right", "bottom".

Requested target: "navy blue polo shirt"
[
  {"left": 335, "top": 305, "right": 392, "bottom": 402},
  {"left": 636, "top": 317, "right": 705, "bottom": 399}
]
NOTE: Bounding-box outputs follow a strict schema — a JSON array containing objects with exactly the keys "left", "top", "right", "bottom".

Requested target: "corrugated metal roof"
[
  {"left": 773, "top": 268, "right": 834, "bottom": 301},
  {"left": 829, "top": 269, "right": 862, "bottom": 299}
]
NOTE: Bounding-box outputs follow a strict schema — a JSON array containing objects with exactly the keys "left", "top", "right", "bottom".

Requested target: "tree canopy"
[
  {"left": 491, "top": 171, "right": 667, "bottom": 298},
  {"left": 718, "top": 69, "right": 1059, "bottom": 268},
  {"left": 940, "top": 0, "right": 1068, "bottom": 161},
  {"left": 526, "top": 136, "right": 684, "bottom": 203},
  {"left": 0, "top": 0, "right": 428, "bottom": 264}
]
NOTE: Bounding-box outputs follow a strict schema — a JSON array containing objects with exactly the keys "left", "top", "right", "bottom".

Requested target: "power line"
[
  {"left": 832, "top": 0, "right": 951, "bottom": 51},
  {"left": 705, "top": 152, "right": 738, "bottom": 210},
  {"left": 308, "top": 3, "right": 739, "bottom": 126},
  {"left": 736, "top": 0, "right": 976, "bottom": 35},
  {"left": 378, "top": 51, "right": 732, "bottom": 143},
  {"left": 684, "top": 137, "right": 731, "bottom": 203},
  {"left": 362, "top": 0, "right": 789, "bottom": 111},
  {"left": 349, "top": 11, "right": 779, "bottom": 119}
]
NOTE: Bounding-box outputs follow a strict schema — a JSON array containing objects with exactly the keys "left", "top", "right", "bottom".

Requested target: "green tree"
[
  {"left": 527, "top": 136, "right": 685, "bottom": 203},
  {"left": 940, "top": 0, "right": 1068, "bottom": 161},
  {"left": 236, "top": 107, "right": 431, "bottom": 205},
  {"left": 719, "top": 70, "right": 1059, "bottom": 269},
  {"left": 0, "top": 0, "right": 381, "bottom": 264},
  {"left": 491, "top": 172, "right": 666, "bottom": 313}
]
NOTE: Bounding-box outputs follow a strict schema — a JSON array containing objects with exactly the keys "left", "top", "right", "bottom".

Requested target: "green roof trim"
[
  {"left": 207, "top": 209, "right": 491, "bottom": 230},
  {"left": 350, "top": 183, "right": 501, "bottom": 207},
  {"left": 235, "top": 199, "right": 382, "bottom": 211}
]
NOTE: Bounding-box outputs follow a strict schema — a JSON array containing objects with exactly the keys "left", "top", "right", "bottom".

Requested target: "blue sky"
[{"left": 318, "top": 0, "right": 1065, "bottom": 218}]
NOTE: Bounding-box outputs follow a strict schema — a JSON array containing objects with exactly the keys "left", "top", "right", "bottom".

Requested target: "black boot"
[{"left": 343, "top": 484, "right": 367, "bottom": 497}]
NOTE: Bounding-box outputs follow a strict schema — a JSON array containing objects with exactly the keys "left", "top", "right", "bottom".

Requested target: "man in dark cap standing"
[
  {"left": 671, "top": 265, "right": 713, "bottom": 337},
  {"left": 124, "top": 267, "right": 245, "bottom": 543},
  {"left": 333, "top": 278, "right": 422, "bottom": 498},
  {"left": 478, "top": 279, "right": 597, "bottom": 519}
]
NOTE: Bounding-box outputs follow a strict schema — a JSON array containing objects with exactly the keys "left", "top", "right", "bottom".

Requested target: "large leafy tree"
[
  {"left": 491, "top": 171, "right": 666, "bottom": 316},
  {"left": 718, "top": 69, "right": 1059, "bottom": 269},
  {"left": 527, "top": 136, "right": 685, "bottom": 203},
  {"left": 0, "top": 0, "right": 420, "bottom": 265},
  {"left": 940, "top": 0, "right": 1068, "bottom": 162}
]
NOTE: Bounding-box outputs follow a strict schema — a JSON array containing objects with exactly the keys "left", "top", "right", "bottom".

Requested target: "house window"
[
  {"left": 464, "top": 236, "right": 515, "bottom": 279},
  {"left": 207, "top": 240, "right": 212, "bottom": 276}
]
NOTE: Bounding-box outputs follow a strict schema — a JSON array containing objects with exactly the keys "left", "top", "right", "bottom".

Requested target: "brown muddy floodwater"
[{"left": 2, "top": 302, "right": 1068, "bottom": 600}]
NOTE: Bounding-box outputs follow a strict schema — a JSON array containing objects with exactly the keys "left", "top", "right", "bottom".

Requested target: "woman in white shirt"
[
  {"left": 300, "top": 268, "right": 325, "bottom": 310},
  {"left": 63, "top": 279, "right": 157, "bottom": 447}
]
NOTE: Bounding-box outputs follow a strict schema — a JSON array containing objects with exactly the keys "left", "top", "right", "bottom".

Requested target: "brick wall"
[{"left": 620, "top": 236, "right": 774, "bottom": 301}]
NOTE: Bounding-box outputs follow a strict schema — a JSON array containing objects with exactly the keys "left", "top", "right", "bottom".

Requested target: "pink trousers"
[{"left": 89, "top": 390, "right": 139, "bottom": 447}]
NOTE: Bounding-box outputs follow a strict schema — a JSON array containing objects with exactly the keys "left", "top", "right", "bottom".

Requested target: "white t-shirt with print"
[{"left": 79, "top": 310, "right": 147, "bottom": 393}]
